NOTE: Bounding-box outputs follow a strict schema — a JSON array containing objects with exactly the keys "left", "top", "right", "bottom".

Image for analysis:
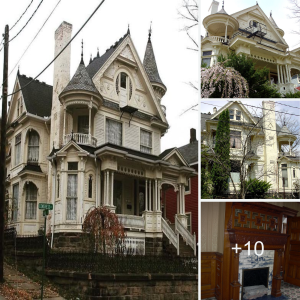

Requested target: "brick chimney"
[
  {"left": 213, "top": 107, "right": 217, "bottom": 114},
  {"left": 190, "top": 128, "right": 197, "bottom": 144},
  {"left": 209, "top": 0, "right": 219, "bottom": 14}
]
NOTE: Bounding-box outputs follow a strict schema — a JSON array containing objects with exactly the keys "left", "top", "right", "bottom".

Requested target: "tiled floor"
[{"left": 202, "top": 281, "right": 300, "bottom": 299}]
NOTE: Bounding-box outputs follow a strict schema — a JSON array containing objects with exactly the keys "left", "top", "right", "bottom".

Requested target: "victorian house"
[
  {"left": 5, "top": 21, "right": 197, "bottom": 256},
  {"left": 201, "top": 101, "right": 300, "bottom": 195},
  {"left": 201, "top": 1, "right": 300, "bottom": 94}
]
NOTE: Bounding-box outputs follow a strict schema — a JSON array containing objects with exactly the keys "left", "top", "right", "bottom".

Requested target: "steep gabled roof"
[
  {"left": 143, "top": 33, "right": 165, "bottom": 88},
  {"left": 17, "top": 73, "right": 52, "bottom": 117},
  {"left": 86, "top": 32, "right": 129, "bottom": 78},
  {"left": 178, "top": 141, "right": 198, "bottom": 165},
  {"left": 61, "top": 60, "right": 100, "bottom": 95}
]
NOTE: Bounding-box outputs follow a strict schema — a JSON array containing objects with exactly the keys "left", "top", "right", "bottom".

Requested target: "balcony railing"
[
  {"left": 63, "top": 133, "right": 97, "bottom": 147},
  {"left": 207, "top": 36, "right": 225, "bottom": 43},
  {"left": 117, "top": 214, "right": 145, "bottom": 231},
  {"left": 278, "top": 151, "right": 296, "bottom": 157}
]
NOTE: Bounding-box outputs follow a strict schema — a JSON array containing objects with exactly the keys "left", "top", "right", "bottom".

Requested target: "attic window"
[
  {"left": 229, "top": 110, "right": 234, "bottom": 120},
  {"left": 116, "top": 72, "right": 133, "bottom": 103},
  {"left": 236, "top": 111, "right": 241, "bottom": 121}
]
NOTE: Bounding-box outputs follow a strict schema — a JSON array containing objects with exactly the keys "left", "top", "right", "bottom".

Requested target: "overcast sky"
[
  {"left": 0, "top": 0, "right": 198, "bottom": 151},
  {"left": 201, "top": 0, "right": 299, "bottom": 50}
]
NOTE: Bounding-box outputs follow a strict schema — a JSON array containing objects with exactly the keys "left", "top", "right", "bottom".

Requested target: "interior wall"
[
  {"left": 268, "top": 202, "right": 300, "bottom": 216},
  {"left": 201, "top": 202, "right": 226, "bottom": 253}
]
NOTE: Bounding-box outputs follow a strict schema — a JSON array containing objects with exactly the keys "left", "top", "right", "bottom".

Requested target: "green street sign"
[
  {"left": 39, "top": 203, "right": 53, "bottom": 210},
  {"left": 43, "top": 209, "right": 49, "bottom": 216}
]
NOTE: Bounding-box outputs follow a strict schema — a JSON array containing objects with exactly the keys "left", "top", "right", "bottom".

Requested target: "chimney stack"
[
  {"left": 190, "top": 128, "right": 197, "bottom": 144},
  {"left": 213, "top": 107, "right": 217, "bottom": 114},
  {"left": 209, "top": 0, "right": 219, "bottom": 14}
]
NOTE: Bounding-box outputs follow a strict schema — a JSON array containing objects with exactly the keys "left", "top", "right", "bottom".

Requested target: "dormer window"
[
  {"left": 236, "top": 111, "right": 241, "bottom": 121},
  {"left": 229, "top": 110, "right": 234, "bottom": 120},
  {"left": 229, "top": 109, "right": 242, "bottom": 121}
]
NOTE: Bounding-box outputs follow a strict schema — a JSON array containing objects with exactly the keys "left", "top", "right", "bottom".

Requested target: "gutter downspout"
[{"left": 50, "top": 158, "right": 57, "bottom": 248}]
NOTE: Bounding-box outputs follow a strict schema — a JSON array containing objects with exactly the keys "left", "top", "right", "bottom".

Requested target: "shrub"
[
  {"left": 284, "top": 91, "right": 300, "bottom": 98},
  {"left": 244, "top": 179, "right": 272, "bottom": 198}
]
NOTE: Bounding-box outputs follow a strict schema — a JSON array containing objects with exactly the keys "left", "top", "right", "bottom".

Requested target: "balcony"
[
  {"left": 63, "top": 133, "right": 97, "bottom": 147},
  {"left": 278, "top": 151, "right": 296, "bottom": 157},
  {"left": 117, "top": 214, "right": 145, "bottom": 231}
]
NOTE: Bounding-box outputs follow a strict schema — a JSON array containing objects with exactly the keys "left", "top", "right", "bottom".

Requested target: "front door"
[{"left": 284, "top": 217, "right": 300, "bottom": 286}]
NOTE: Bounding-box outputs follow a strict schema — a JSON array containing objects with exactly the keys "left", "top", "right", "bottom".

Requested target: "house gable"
[
  {"left": 161, "top": 148, "right": 189, "bottom": 167},
  {"left": 231, "top": 5, "right": 287, "bottom": 45},
  {"left": 91, "top": 35, "right": 167, "bottom": 124}
]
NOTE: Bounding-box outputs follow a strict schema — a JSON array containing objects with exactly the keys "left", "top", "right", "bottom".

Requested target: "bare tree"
[
  {"left": 178, "top": 0, "right": 198, "bottom": 51},
  {"left": 288, "top": 0, "right": 300, "bottom": 36},
  {"left": 202, "top": 105, "right": 280, "bottom": 199}
]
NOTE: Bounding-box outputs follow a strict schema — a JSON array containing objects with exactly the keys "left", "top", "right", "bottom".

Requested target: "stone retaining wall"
[{"left": 46, "top": 270, "right": 198, "bottom": 299}]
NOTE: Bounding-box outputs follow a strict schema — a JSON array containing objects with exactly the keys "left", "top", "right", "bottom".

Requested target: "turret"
[{"left": 143, "top": 25, "right": 167, "bottom": 104}]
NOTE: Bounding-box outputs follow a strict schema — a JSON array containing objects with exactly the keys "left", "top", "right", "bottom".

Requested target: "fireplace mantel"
[{"left": 222, "top": 202, "right": 298, "bottom": 300}]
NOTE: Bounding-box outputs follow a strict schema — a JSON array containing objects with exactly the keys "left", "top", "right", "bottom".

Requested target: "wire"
[
  {"left": 276, "top": 102, "right": 300, "bottom": 110},
  {"left": 0, "top": 0, "right": 44, "bottom": 51},
  {"left": 8, "top": 0, "right": 62, "bottom": 79},
  {"left": 10, "top": 0, "right": 34, "bottom": 32},
  {"left": 0, "top": 0, "right": 107, "bottom": 100}
]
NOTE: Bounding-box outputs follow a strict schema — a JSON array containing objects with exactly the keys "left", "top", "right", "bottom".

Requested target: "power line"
[
  {"left": 0, "top": 0, "right": 44, "bottom": 51},
  {"left": 0, "top": 0, "right": 107, "bottom": 100},
  {"left": 10, "top": 0, "right": 34, "bottom": 32},
  {"left": 276, "top": 101, "right": 300, "bottom": 110},
  {"left": 8, "top": 0, "right": 62, "bottom": 79}
]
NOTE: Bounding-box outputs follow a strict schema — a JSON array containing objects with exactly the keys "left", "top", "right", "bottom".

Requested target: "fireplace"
[{"left": 242, "top": 267, "right": 269, "bottom": 298}]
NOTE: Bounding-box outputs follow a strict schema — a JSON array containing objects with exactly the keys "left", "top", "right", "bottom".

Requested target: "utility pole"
[{"left": 0, "top": 24, "right": 9, "bottom": 282}]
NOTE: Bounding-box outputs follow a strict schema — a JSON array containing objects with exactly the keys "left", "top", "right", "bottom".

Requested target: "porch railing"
[
  {"left": 161, "top": 217, "right": 179, "bottom": 255},
  {"left": 175, "top": 216, "right": 197, "bottom": 256},
  {"left": 63, "top": 133, "right": 97, "bottom": 147},
  {"left": 117, "top": 214, "right": 145, "bottom": 231},
  {"left": 207, "top": 36, "right": 225, "bottom": 43}
]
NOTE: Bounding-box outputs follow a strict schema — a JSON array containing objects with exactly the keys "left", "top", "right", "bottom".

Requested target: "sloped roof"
[
  {"left": 17, "top": 73, "right": 52, "bottom": 118},
  {"left": 217, "top": 7, "right": 228, "bottom": 14},
  {"left": 86, "top": 32, "right": 129, "bottom": 78},
  {"left": 178, "top": 141, "right": 198, "bottom": 165},
  {"left": 278, "top": 125, "right": 293, "bottom": 136},
  {"left": 143, "top": 34, "right": 165, "bottom": 88},
  {"left": 61, "top": 60, "right": 100, "bottom": 95}
]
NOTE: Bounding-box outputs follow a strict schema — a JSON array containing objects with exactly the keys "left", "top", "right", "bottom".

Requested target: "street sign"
[{"left": 39, "top": 203, "right": 53, "bottom": 210}]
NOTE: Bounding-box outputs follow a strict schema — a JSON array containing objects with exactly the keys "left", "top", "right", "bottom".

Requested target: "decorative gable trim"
[
  {"left": 160, "top": 148, "right": 189, "bottom": 167},
  {"left": 55, "top": 141, "right": 90, "bottom": 156}
]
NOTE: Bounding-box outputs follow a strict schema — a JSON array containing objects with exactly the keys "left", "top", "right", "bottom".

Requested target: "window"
[
  {"left": 120, "top": 72, "right": 127, "bottom": 89},
  {"left": 68, "top": 162, "right": 78, "bottom": 170},
  {"left": 230, "top": 131, "right": 241, "bottom": 149},
  {"left": 203, "top": 51, "right": 212, "bottom": 56},
  {"left": 67, "top": 174, "right": 77, "bottom": 220},
  {"left": 57, "top": 175, "right": 60, "bottom": 198},
  {"left": 185, "top": 178, "right": 191, "bottom": 194},
  {"left": 186, "top": 213, "right": 192, "bottom": 233},
  {"left": 17, "top": 99, "right": 20, "bottom": 117},
  {"left": 293, "top": 168, "right": 296, "bottom": 178},
  {"left": 88, "top": 175, "right": 93, "bottom": 198},
  {"left": 140, "top": 129, "right": 152, "bottom": 153},
  {"left": 15, "top": 133, "right": 21, "bottom": 165},
  {"left": 106, "top": 119, "right": 122, "bottom": 145},
  {"left": 28, "top": 131, "right": 39, "bottom": 163},
  {"left": 78, "top": 116, "right": 89, "bottom": 134},
  {"left": 282, "top": 164, "right": 288, "bottom": 187},
  {"left": 202, "top": 58, "right": 211, "bottom": 67},
  {"left": 25, "top": 183, "right": 37, "bottom": 219},
  {"left": 12, "top": 183, "right": 19, "bottom": 222},
  {"left": 230, "top": 160, "right": 241, "bottom": 183},
  {"left": 236, "top": 111, "right": 241, "bottom": 121},
  {"left": 115, "top": 72, "right": 133, "bottom": 102},
  {"left": 229, "top": 110, "right": 234, "bottom": 120}
]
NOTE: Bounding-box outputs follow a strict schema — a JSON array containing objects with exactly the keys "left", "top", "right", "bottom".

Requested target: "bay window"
[
  {"left": 25, "top": 183, "right": 37, "bottom": 219},
  {"left": 12, "top": 183, "right": 19, "bottom": 221},
  {"left": 67, "top": 174, "right": 77, "bottom": 221}
]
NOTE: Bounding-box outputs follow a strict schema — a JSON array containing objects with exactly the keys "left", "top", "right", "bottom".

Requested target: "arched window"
[
  {"left": 88, "top": 175, "right": 93, "bottom": 198},
  {"left": 115, "top": 72, "right": 133, "bottom": 107},
  {"left": 28, "top": 131, "right": 39, "bottom": 163},
  {"left": 25, "top": 182, "right": 37, "bottom": 219}
]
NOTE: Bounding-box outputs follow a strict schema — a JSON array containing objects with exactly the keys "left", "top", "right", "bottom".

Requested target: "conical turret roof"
[
  {"left": 278, "top": 125, "right": 293, "bottom": 136},
  {"left": 62, "top": 60, "right": 100, "bottom": 95},
  {"left": 143, "top": 32, "right": 165, "bottom": 88}
]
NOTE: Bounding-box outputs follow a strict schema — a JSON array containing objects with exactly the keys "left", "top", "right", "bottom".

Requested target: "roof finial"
[
  {"left": 256, "top": 1, "right": 258, "bottom": 5},
  {"left": 17, "top": 65, "right": 20, "bottom": 75},
  {"left": 81, "top": 39, "right": 84, "bottom": 64},
  {"left": 148, "top": 21, "right": 152, "bottom": 42},
  {"left": 270, "top": 10, "right": 272, "bottom": 17},
  {"left": 97, "top": 47, "right": 100, "bottom": 57},
  {"left": 222, "top": 0, "right": 224, "bottom": 9},
  {"left": 127, "top": 24, "right": 130, "bottom": 35},
  {"left": 89, "top": 54, "right": 92, "bottom": 64}
]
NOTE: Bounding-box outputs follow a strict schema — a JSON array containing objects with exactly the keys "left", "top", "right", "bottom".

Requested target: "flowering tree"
[
  {"left": 82, "top": 206, "right": 125, "bottom": 254},
  {"left": 201, "top": 61, "right": 249, "bottom": 98}
]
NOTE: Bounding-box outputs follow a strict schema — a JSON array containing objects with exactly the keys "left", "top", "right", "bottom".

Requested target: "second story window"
[
  {"left": 202, "top": 51, "right": 212, "bottom": 68},
  {"left": 78, "top": 116, "right": 89, "bottom": 134},
  {"left": 282, "top": 164, "right": 288, "bottom": 187},
  {"left": 106, "top": 119, "right": 122, "bottom": 146},
  {"left": 230, "top": 131, "right": 241, "bottom": 149},
  {"left": 28, "top": 131, "right": 39, "bottom": 164},
  {"left": 229, "top": 110, "right": 234, "bottom": 119},
  {"left": 140, "top": 129, "right": 152, "bottom": 153},
  {"left": 236, "top": 111, "right": 241, "bottom": 121},
  {"left": 15, "top": 133, "right": 21, "bottom": 166},
  {"left": 25, "top": 182, "right": 37, "bottom": 219}
]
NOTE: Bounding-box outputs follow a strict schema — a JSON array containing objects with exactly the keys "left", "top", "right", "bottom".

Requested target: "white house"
[
  {"left": 5, "top": 22, "right": 197, "bottom": 256},
  {"left": 201, "top": 101, "right": 300, "bottom": 195},
  {"left": 202, "top": 1, "right": 300, "bottom": 94}
]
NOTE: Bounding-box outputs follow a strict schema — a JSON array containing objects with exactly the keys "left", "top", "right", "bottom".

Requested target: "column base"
[
  {"left": 143, "top": 211, "right": 162, "bottom": 233},
  {"left": 177, "top": 214, "right": 188, "bottom": 228},
  {"left": 104, "top": 205, "right": 116, "bottom": 213}
]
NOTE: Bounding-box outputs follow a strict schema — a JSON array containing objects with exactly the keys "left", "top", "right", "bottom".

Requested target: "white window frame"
[
  {"left": 140, "top": 129, "right": 152, "bottom": 154},
  {"left": 186, "top": 212, "right": 192, "bottom": 233},
  {"left": 25, "top": 183, "right": 37, "bottom": 220},
  {"left": 28, "top": 131, "right": 39, "bottom": 164},
  {"left": 15, "top": 133, "right": 22, "bottom": 166},
  {"left": 185, "top": 178, "right": 191, "bottom": 195},
  {"left": 106, "top": 118, "right": 123, "bottom": 146},
  {"left": 12, "top": 183, "right": 19, "bottom": 222},
  {"left": 66, "top": 173, "right": 78, "bottom": 221}
]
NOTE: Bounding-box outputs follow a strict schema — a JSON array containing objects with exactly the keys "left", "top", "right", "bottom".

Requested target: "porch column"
[
  {"left": 289, "top": 140, "right": 291, "bottom": 155},
  {"left": 181, "top": 184, "right": 185, "bottom": 215},
  {"left": 225, "top": 20, "right": 228, "bottom": 43},
  {"left": 177, "top": 190, "right": 179, "bottom": 215},
  {"left": 285, "top": 65, "right": 290, "bottom": 83},
  {"left": 110, "top": 171, "right": 114, "bottom": 206},
  {"left": 271, "top": 248, "right": 284, "bottom": 297},
  {"left": 280, "top": 65, "right": 284, "bottom": 84},
  {"left": 103, "top": 171, "right": 107, "bottom": 206},
  {"left": 179, "top": 184, "right": 182, "bottom": 214},
  {"left": 88, "top": 105, "right": 92, "bottom": 144},
  {"left": 149, "top": 180, "right": 152, "bottom": 211},
  {"left": 63, "top": 107, "right": 66, "bottom": 139},
  {"left": 157, "top": 181, "right": 161, "bottom": 212},
  {"left": 145, "top": 179, "right": 148, "bottom": 211},
  {"left": 105, "top": 171, "right": 110, "bottom": 206},
  {"left": 154, "top": 179, "right": 157, "bottom": 211},
  {"left": 277, "top": 64, "right": 281, "bottom": 84}
]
